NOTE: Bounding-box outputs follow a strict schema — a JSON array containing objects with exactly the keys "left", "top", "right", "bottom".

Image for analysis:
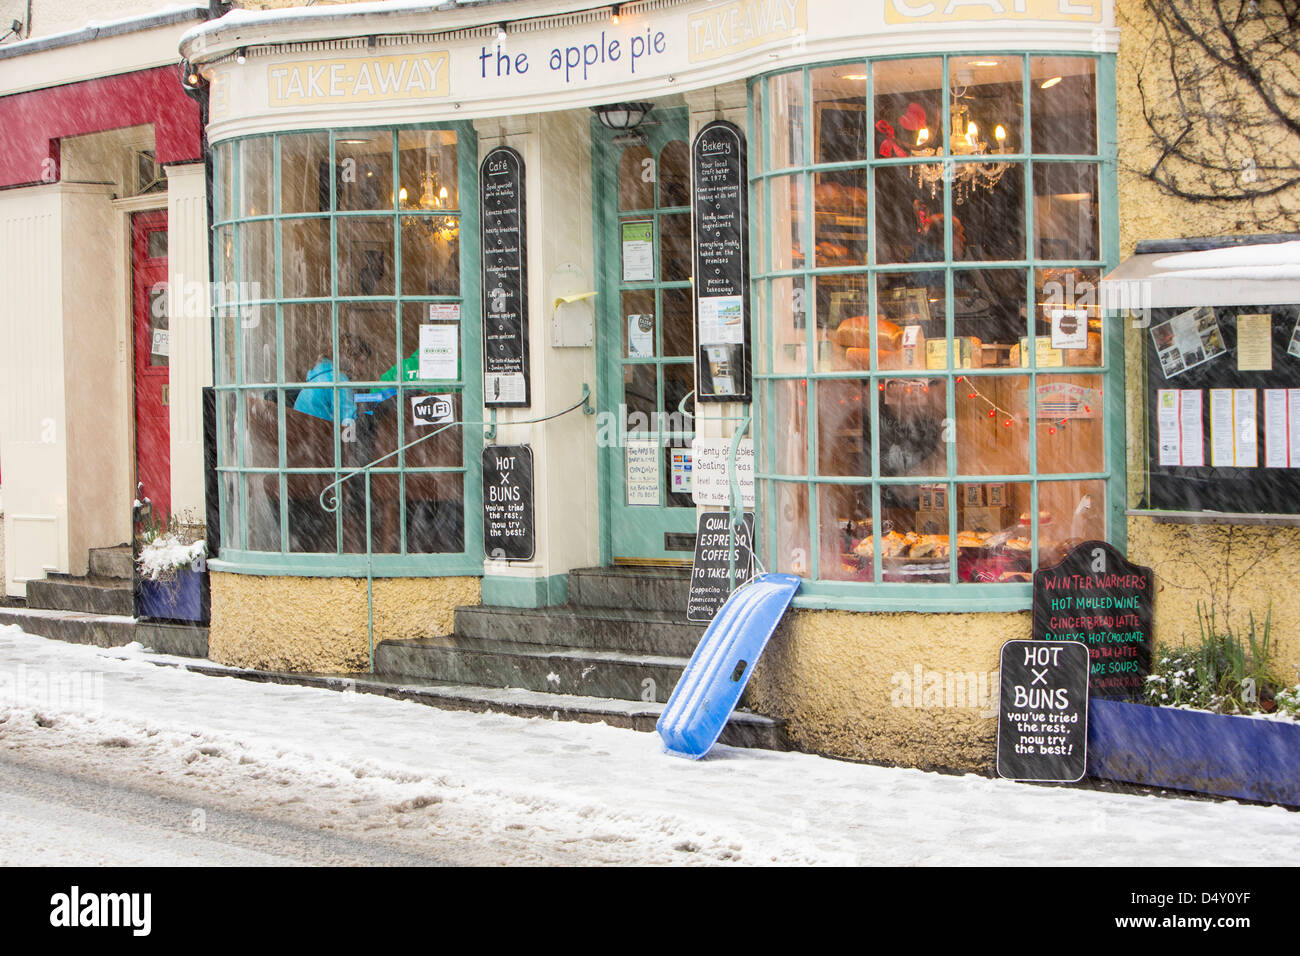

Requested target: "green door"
[{"left": 594, "top": 108, "right": 697, "bottom": 565}]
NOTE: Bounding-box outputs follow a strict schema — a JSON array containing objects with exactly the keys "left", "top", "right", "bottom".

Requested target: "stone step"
[
  {"left": 26, "top": 576, "right": 133, "bottom": 616},
  {"left": 567, "top": 566, "right": 692, "bottom": 614},
  {"left": 0, "top": 606, "right": 136, "bottom": 648},
  {"left": 151, "top": 660, "right": 787, "bottom": 752},
  {"left": 374, "top": 636, "right": 688, "bottom": 703},
  {"left": 454, "top": 604, "right": 704, "bottom": 657},
  {"left": 135, "top": 621, "right": 209, "bottom": 658},
  {"left": 88, "top": 545, "right": 133, "bottom": 580}
]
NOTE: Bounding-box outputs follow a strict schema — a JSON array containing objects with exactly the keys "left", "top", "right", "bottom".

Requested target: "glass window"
[
  {"left": 753, "top": 54, "right": 1113, "bottom": 593},
  {"left": 213, "top": 128, "right": 473, "bottom": 567}
]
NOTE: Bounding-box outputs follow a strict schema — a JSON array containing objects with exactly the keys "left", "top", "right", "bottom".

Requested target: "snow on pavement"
[{"left": 0, "top": 626, "right": 1295, "bottom": 865}]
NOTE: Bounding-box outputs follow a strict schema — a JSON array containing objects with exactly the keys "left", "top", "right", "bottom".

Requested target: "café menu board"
[
  {"left": 482, "top": 444, "right": 535, "bottom": 561},
  {"left": 480, "top": 146, "right": 530, "bottom": 408},
  {"left": 996, "top": 639, "right": 1090, "bottom": 783},
  {"left": 691, "top": 120, "right": 751, "bottom": 404},
  {"left": 1032, "top": 540, "right": 1154, "bottom": 702},
  {"left": 687, "top": 511, "right": 756, "bottom": 624}
]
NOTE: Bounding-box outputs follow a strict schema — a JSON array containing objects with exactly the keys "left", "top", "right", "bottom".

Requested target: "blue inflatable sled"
[{"left": 657, "top": 572, "right": 801, "bottom": 759}]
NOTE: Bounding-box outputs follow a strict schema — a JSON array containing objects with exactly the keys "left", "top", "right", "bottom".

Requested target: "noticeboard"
[{"left": 691, "top": 120, "right": 751, "bottom": 404}]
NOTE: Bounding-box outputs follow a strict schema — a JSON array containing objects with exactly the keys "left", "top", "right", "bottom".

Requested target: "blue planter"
[
  {"left": 1088, "top": 698, "right": 1300, "bottom": 806},
  {"left": 136, "top": 570, "right": 206, "bottom": 623}
]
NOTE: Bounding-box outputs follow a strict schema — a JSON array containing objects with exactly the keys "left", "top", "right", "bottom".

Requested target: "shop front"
[{"left": 182, "top": 0, "right": 1127, "bottom": 768}]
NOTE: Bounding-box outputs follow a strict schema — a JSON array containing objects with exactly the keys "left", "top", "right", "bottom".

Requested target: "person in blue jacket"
[{"left": 294, "top": 332, "right": 371, "bottom": 422}]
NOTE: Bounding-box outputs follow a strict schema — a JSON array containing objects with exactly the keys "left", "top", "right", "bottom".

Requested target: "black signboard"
[
  {"left": 687, "top": 511, "right": 755, "bottom": 624},
  {"left": 480, "top": 146, "right": 530, "bottom": 408},
  {"left": 996, "top": 639, "right": 1090, "bottom": 782},
  {"left": 482, "top": 444, "right": 534, "bottom": 561},
  {"left": 691, "top": 120, "right": 751, "bottom": 404},
  {"left": 1033, "top": 540, "right": 1154, "bottom": 701}
]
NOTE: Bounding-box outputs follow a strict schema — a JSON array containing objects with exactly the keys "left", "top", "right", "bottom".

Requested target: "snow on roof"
[
  {"left": 1151, "top": 240, "right": 1300, "bottom": 281},
  {"left": 0, "top": 4, "right": 206, "bottom": 59}
]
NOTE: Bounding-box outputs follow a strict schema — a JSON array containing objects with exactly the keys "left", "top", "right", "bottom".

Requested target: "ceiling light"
[
  {"left": 1040, "top": 76, "right": 1062, "bottom": 89},
  {"left": 591, "top": 101, "right": 656, "bottom": 131}
]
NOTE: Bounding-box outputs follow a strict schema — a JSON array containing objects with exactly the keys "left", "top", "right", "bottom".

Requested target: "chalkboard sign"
[
  {"left": 1033, "top": 540, "right": 1154, "bottom": 701},
  {"left": 482, "top": 444, "right": 534, "bottom": 561},
  {"left": 687, "top": 511, "right": 755, "bottom": 624},
  {"left": 996, "top": 639, "right": 1090, "bottom": 782},
  {"left": 1143, "top": 303, "right": 1300, "bottom": 513},
  {"left": 480, "top": 146, "right": 530, "bottom": 408},
  {"left": 691, "top": 120, "right": 751, "bottom": 404}
]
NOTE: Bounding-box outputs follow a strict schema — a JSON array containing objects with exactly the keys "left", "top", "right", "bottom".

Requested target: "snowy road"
[{"left": 0, "top": 625, "right": 1296, "bottom": 866}]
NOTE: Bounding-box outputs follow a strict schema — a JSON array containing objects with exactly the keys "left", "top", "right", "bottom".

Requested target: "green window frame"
[
  {"left": 748, "top": 53, "right": 1123, "bottom": 612},
  {"left": 209, "top": 123, "right": 483, "bottom": 577}
]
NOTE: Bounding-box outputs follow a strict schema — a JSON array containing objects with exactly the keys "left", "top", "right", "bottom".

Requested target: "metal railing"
[{"left": 318, "top": 384, "right": 595, "bottom": 671}]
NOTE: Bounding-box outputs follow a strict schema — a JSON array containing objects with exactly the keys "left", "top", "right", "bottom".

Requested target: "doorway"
[
  {"left": 132, "top": 209, "right": 170, "bottom": 524},
  {"left": 594, "top": 108, "right": 697, "bottom": 565}
]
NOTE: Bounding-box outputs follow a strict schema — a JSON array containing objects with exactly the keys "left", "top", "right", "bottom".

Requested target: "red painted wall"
[{"left": 0, "top": 66, "right": 202, "bottom": 188}]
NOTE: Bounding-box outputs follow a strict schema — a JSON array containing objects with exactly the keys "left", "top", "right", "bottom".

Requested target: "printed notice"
[
  {"left": 418, "top": 324, "right": 458, "bottom": 380},
  {"left": 1234, "top": 388, "right": 1258, "bottom": 468},
  {"left": 485, "top": 372, "right": 526, "bottom": 404},
  {"left": 625, "top": 439, "right": 659, "bottom": 506},
  {"left": 628, "top": 314, "right": 654, "bottom": 358},
  {"left": 621, "top": 221, "right": 654, "bottom": 282},
  {"left": 1290, "top": 390, "right": 1300, "bottom": 468},
  {"left": 1179, "top": 389, "right": 1204, "bottom": 467},
  {"left": 1264, "top": 388, "right": 1288, "bottom": 468},
  {"left": 1050, "top": 308, "right": 1088, "bottom": 350},
  {"left": 1157, "top": 389, "right": 1181, "bottom": 467},
  {"left": 1210, "top": 388, "right": 1234, "bottom": 467},
  {"left": 1236, "top": 313, "right": 1273, "bottom": 371},
  {"left": 670, "top": 448, "right": 692, "bottom": 493},
  {"left": 1150, "top": 305, "right": 1225, "bottom": 379},
  {"left": 697, "top": 295, "right": 745, "bottom": 346}
]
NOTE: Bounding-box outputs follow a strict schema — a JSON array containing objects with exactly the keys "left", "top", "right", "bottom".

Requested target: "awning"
[{"left": 1101, "top": 237, "right": 1300, "bottom": 310}]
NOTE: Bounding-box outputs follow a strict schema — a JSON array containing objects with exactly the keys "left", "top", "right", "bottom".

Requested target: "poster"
[
  {"left": 1179, "top": 389, "right": 1204, "bottom": 467},
  {"left": 480, "top": 146, "right": 530, "bottom": 407},
  {"left": 418, "top": 324, "right": 458, "bottom": 380},
  {"left": 1210, "top": 388, "right": 1235, "bottom": 467},
  {"left": 1288, "top": 317, "right": 1300, "bottom": 359},
  {"left": 1156, "top": 389, "right": 1180, "bottom": 466},
  {"left": 627, "top": 314, "right": 654, "bottom": 358},
  {"left": 697, "top": 296, "right": 744, "bottom": 346},
  {"left": 625, "top": 439, "right": 659, "bottom": 506},
  {"left": 621, "top": 220, "right": 654, "bottom": 282},
  {"left": 1264, "top": 388, "right": 1288, "bottom": 468},
  {"left": 1049, "top": 308, "right": 1088, "bottom": 351},
  {"left": 1236, "top": 313, "right": 1273, "bottom": 371},
  {"left": 1149, "top": 305, "right": 1225, "bottom": 379},
  {"left": 1233, "top": 388, "right": 1257, "bottom": 468},
  {"left": 1290, "top": 390, "right": 1300, "bottom": 468}
]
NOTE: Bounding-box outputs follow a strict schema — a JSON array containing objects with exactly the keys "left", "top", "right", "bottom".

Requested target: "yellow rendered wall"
[
  {"left": 209, "top": 572, "right": 480, "bottom": 672},
  {"left": 747, "top": 609, "right": 1027, "bottom": 773}
]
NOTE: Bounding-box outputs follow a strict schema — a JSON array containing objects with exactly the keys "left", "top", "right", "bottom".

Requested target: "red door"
[{"left": 132, "top": 210, "right": 170, "bottom": 523}]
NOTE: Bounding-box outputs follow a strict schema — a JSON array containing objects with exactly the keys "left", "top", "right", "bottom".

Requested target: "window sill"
[
  {"left": 789, "top": 582, "right": 1033, "bottom": 614},
  {"left": 1126, "top": 509, "right": 1300, "bottom": 528},
  {"left": 208, "top": 553, "right": 483, "bottom": 578}
]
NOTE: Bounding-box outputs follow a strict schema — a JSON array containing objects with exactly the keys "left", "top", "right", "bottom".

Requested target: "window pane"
[
  {"left": 772, "top": 481, "right": 810, "bottom": 577},
  {"left": 818, "top": 483, "right": 873, "bottom": 582},
  {"left": 1035, "top": 374, "right": 1104, "bottom": 475},
  {"left": 1034, "top": 162, "right": 1099, "bottom": 261},
  {"left": 816, "top": 379, "right": 871, "bottom": 477},
  {"left": 1031, "top": 57, "right": 1096, "bottom": 155},
  {"left": 283, "top": 303, "right": 333, "bottom": 386},
  {"left": 1036, "top": 267, "right": 1102, "bottom": 367},
  {"left": 619, "top": 144, "right": 654, "bottom": 210},
  {"left": 660, "top": 212, "right": 691, "bottom": 282},
  {"left": 954, "top": 268, "right": 1026, "bottom": 369},
  {"left": 245, "top": 472, "right": 281, "bottom": 552},
  {"left": 285, "top": 387, "right": 338, "bottom": 469},
  {"left": 214, "top": 141, "right": 234, "bottom": 221},
  {"left": 288, "top": 475, "right": 336, "bottom": 553},
  {"left": 401, "top": 302, "right": 462, "bottom": 383},
  {"left": 238, "top": 137, "right": 273, "bottom": 217},
  {"left": 816, "top": 273, "right": 871, "bottom": 373},
  {"left": 812, "top": 64, "right": 867, "bottom": 164},
  {"left": 873, "top": 57, "right": 944, "bottom": 154},
  {"left": 659, "top": 140, "right": 690, "bottom": 207},
  {"left": 770, "top": 276, "right": 808, "bottom": 373},
  {"left": 337, "top": 217, "right": 395, "bottom": 296},
  {"left": 281, "top": 217, "right": 330, "bottom": 298},
  {"left": 240, "top": 302, "right": 276, "bottom": 385},
  {"left": 216, "top": 309, "right": 237, "bottom": 386},
  {"left": 663, "top": 363, "right": 694, "bottom": 427},
  {"left": 402, "top": 389, "right": 463, "bottom": 471},
  {"left": 280, "top": 132, "right": 330, "bottom": 214},
  {"left": 214, "top": 225, "right": 235, "bottom": 303},
  {"left": 407, "top": 474, "right": 464, "bottom": 554},
  {"left": 957, "top": 480, "right": 1031, "bottom": 582},
  {"left": 879, "top": 483, "right": 950, "bottom": 583},
  {"left": 950, "top": 162, "right": 1024, "bottom": 259},
  {"left": 218, "top": 390, "right": 237, "bottom": 468},
  {"left": 336, "top": 131, "right": 393, "bottom": 211},
  {"left": 767, "top": 71, "right": 805, "bottom": 169},
  {"left": 878, "top": 378, "right": 946, "bottom": 478},
  {"left": 663, "top": 287, "right": 694, "bottom": 359},
  {"left": 813, "top": 169, "right": 867, "bottom": 268},
  {"left": 623, "top": 364, "right": 656, "bottom": 432},
  {"left": 770, "top": 174, "right": 805, "bottom": 271},
  {"left": 772, "top": 378, "right": 808, "bottom": 477},
  {"left": 875, "top": 164, "right": 941, "bottom": 264},
  {"left": 339, "top": 303, "right": 397, "bottom": 384},
  {"left": 1038, "top": 479, "right": 1105, "bottom": 565},
  {"left": 875, "top": 271, "right": 945, "bottom": 370},
  {"left": 401, "top": 215, "right": 460, "bottom": 296},
  {"left": 622, "top": 288, "right": 655, "bottom": 359},
  {"left": 237, "top": 220, "right": 274, "bottom": 301},
  {"left": 955, "top": 373, "right": 1029, "bottom": 475},
  {"left": 949, "top": 56, "right": 1022, "bottom": 157},
  {"left": 398, "top": 129, "right": 458, "bottom": 211}
]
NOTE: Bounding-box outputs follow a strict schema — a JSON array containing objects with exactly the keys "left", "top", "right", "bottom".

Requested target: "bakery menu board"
[
  {"left": 1032, "top": 540, "right": 1153, "bottom": 702},
  {"left": 480, "top": 146, "right": 530, "bottom": 408},
  {"left": 691, "top": 120, "right": 751, "bottom": 403},
  {"left": 1145, "top": 304, "right": 1300, "bottom": 514}
]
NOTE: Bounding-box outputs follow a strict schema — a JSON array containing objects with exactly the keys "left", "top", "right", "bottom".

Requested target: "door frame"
[
  {"left": 129, "top": 206, "right": 171, "bottom": 526},
  {"left": 591, "top": 106, "right": 696, "bottom": 567}
]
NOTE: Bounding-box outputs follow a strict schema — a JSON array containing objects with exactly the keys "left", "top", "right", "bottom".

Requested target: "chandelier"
[
  {"left": 400, "top": 153, "right": 459, "bottom": 243},
  {"left": 899, "top": 76, "right": 1012, "bottom": 205}
]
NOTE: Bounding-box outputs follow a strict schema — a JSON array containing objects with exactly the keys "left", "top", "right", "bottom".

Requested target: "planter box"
[
  {"left": 136, "top": 570, "right": 206, "bottom": 624},
  {"left": 1088, "top": 698, "right": 1300, "bottom": 807}
]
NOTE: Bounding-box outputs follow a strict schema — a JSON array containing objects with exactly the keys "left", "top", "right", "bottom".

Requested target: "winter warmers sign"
[{"left": 481, "top": 146, "right": 530, "bottom": 408}]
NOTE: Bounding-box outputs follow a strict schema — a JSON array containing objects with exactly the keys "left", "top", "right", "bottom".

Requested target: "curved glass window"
[
  {"left": 212, "top": 126, "right": 481, "bottom": 574},
  {"left": 751, "top": 56, "right": 1115, "bottom": 602}
]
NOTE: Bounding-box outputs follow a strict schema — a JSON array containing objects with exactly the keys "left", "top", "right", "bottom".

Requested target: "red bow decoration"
[{"left": 876, "top": 119, "right": 908, "bottom": 159}]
